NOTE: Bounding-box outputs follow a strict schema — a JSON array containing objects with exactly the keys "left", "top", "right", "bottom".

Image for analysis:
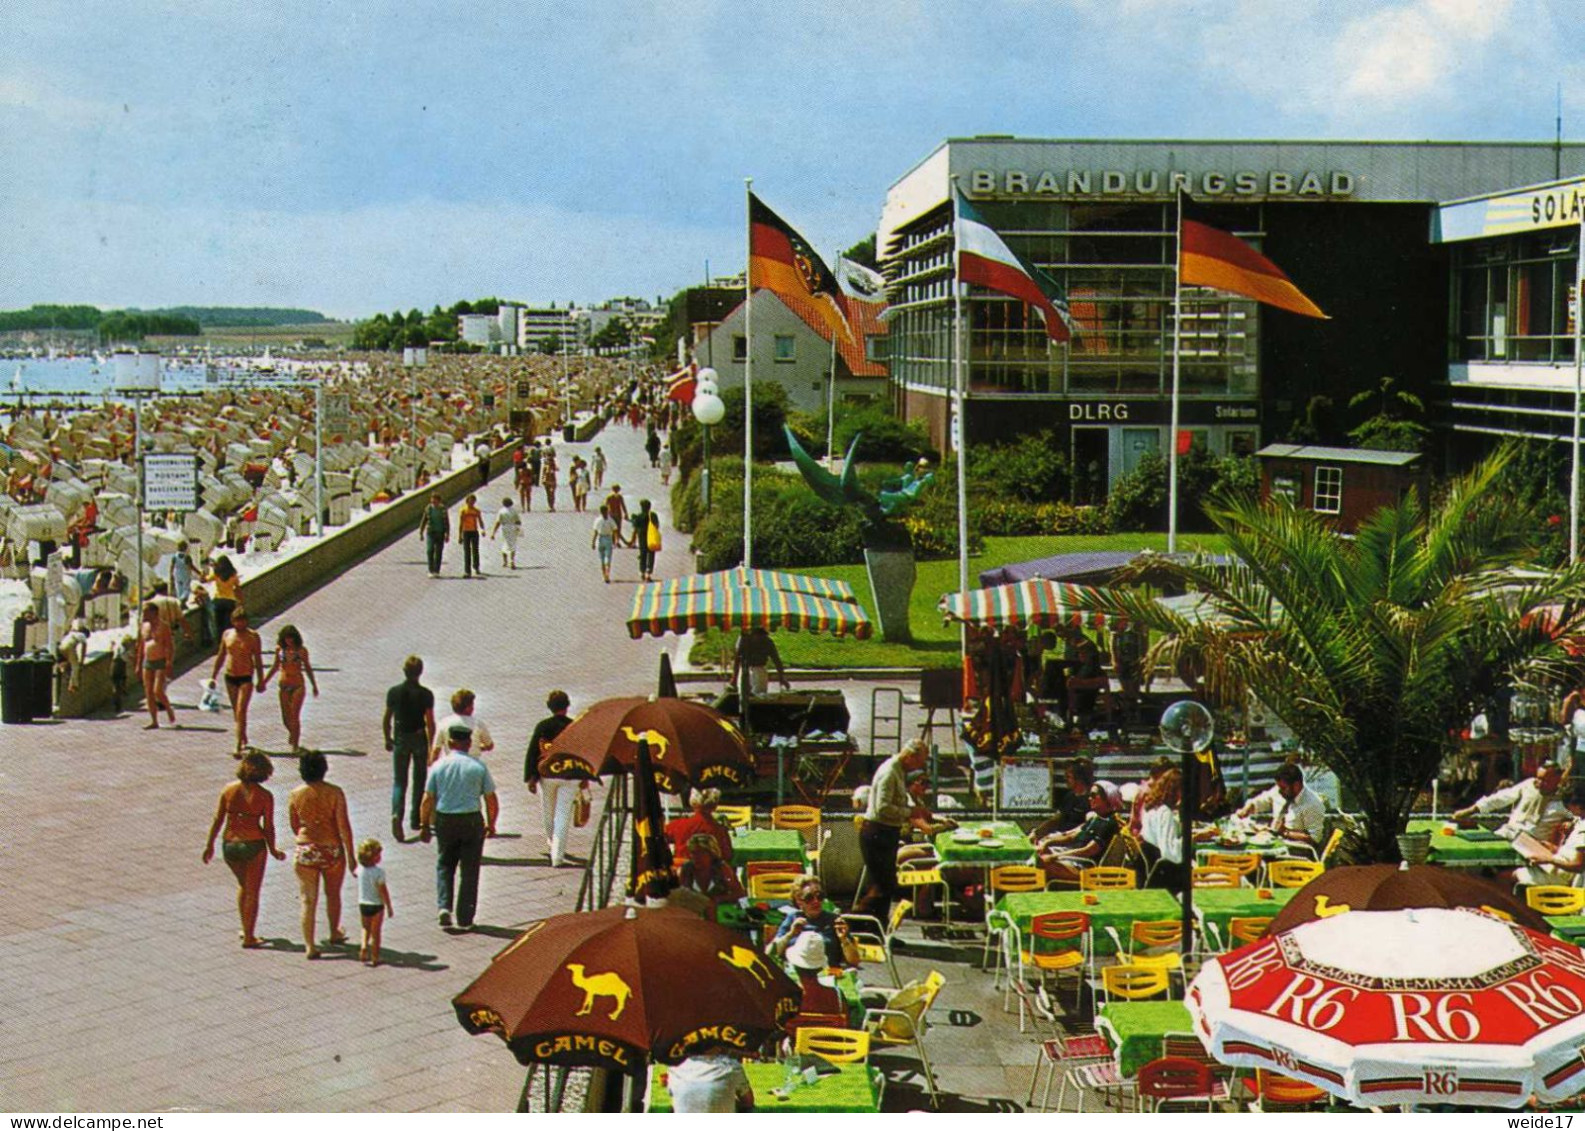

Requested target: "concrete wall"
[{"left": 50, "top": 438, "right": 527, "bottom": 719}]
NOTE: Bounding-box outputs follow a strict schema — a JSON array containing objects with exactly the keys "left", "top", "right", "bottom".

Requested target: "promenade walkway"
[{"left": 0, "top": 424, "right": 690, "bottom": 1112}]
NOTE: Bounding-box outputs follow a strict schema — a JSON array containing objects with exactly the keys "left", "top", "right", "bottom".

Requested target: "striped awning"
[
  {"left": 629, "top": 577, "right": 873, "bottom": 639},
  {"left": 937, "top": 579, "right": 1128, "bottom": 631},
  {"left": 662, "top": 568, "right": 857, "bottom": 604}
]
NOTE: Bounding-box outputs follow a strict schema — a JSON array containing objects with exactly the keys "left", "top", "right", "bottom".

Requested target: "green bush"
[
  {"left": 1106, "top": 449, "right": 1258, "bottom": 533},
  {"left": 832, "top": 403, "right": 935, "bottom": 464},
  {"left": 1106, "top": 451, "right": 1168, "bottom": 532},
  {"left": 970, "top": 429, "right": 1070, "bottom": 503},
  {"left": 712, "top": 382, "right": 792, "bottom": 461},
  {"left": 784, "top": 411, "right": 828, "bottom": 460}
]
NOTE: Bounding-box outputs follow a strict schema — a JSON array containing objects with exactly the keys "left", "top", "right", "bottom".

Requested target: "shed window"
[{"left": 1314, "top": 466, "right": 1343, "bottom": 514}]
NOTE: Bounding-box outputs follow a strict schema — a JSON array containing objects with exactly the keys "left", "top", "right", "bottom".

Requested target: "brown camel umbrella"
[
  {"left": 1267, "top": 862, "right": 1550, "bottom": 935},
  {"left": 539, "top": 696, "right": 754, "bottom": 793},
  {"left": 453, "top": 903, "right": 799, "bottom": 1071}
]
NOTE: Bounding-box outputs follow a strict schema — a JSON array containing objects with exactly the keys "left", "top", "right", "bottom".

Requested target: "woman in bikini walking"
[
  {"left": 288, "top": 751, "right": 357, "bottom": 959},
  {"left": 260, "top": 624, "right": 318, "bottom": 753},
  {"left": 134, "top": 601, "right": 177, "bottom": 730},
  {"left": 211, "top": 606, "right": 264, "bottom": 756},
  {"left": 202, "top": 751, "right": 286, "bottom": 948}
]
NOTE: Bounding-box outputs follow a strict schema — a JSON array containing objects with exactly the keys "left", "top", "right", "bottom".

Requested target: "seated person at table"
[
  {"left": 1138, "top": 768, "right": 1188, "bottom": 891},
  {"left": 675, "top": 834, "right": 744, "bottom": 918},
  {"left": 664, "top": 788, "right": 734, "bottom": 862},
  {"left": 1130, "top": 756, "right": 1176, "bottom": 836},
  {"left": 1237, "top": 763, "right": 1326, "bottom": 847},
  {"left": 1033, "top": 758, "right": 1097, "bottom": 839},
  {"left": 1037, "top": 781, "right": 1122, "bottom": 884},
  {"left": 1452, "top": 761, "right": 1570, "bottom": 843},
  {"left": 1515, "top": 784, "right": 1585, "bottom": 887},
  {"left": 666, "top": 1046, "right": 755, "bottom": 1113},
  {"left": 785, "top": 930, "right": 845, "bottom": 1017},
  {"left": 732, "top": 626, "right": 790, "bottom": 697},
  {"left": 769, "top": 875, "right": 859, "bottom": 969}
]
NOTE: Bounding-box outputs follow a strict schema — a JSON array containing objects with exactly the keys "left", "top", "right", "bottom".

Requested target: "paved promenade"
[{"left": 0, "top": 424, "right": 694, "bottom": 1112}]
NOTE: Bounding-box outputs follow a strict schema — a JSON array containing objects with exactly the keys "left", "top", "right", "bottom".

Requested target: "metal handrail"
[{"left": 576, "top": 775, "right": 630, "bottom": 912}]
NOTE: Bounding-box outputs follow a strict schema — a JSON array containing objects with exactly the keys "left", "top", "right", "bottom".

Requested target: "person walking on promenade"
[
  {"left": 475, "top": 437, "right": 491, "bottom": 487},
  {"left": 633, "top": 498, "right": 659, "bottom": 583},
  {"left": 134, "top": 600, "right": 177, "bottom": 730},
  {"left": 603, "top": 483, "right": 628, "bottom": 533},
  {"left": 206, "top": 553, "right": 241, "bottom": 645},
  {"left": 661, "top": 434, "right": 675, "bottom": 487},
  {"left": 458, "top": 493, "right": 484, "bottom": 578},
  {"left": 525, "top": 441, "right": 542, "bottom": 512},
  {"left": 383, "top": 655, "right": 436, "bottom": 843},
  {"left": 259, "top": 623, "right": 318, "bottom": 753},
  {"left": 211, "top": 606, "right": 264, "bottom": 756},
  {"left": 541, "top": 449, "right": 559, "bottom": 512},
  {"left": 491, "top": 496, "right": 522, "bottom": 569},
  {"left": 355, "top": 838, "right": 393, "bottom": 967},
  {"left": 570, "top": 456, "right": 591, "bottom": 513},
  {"left": 525, "top": 689, "right": 585, "bottom": 867},
  {"left": 288, "top": 751, "right": 357, "bottom": 959},
  {"left": 430, "top": 687, "right": 495, "bottom": 764},
  {"left": 515, "top": 458, "right": 533, "bottom": 511},
  {"left": 645, "top": 426, "right": 661, "bottom": 469},
  {"left": 855, "top": 739, "right": 931, "bottom": 922},
  {"left": 418, "top": 493, "right": 449, "bottom": 578},
  {"left": 422, "top": 726, "right": 498, "bottom": 929},
  {"left": 202, "top": 751, "right": 286, "bottom": 949},
  {"left": 591, "top": 445, "right": 607, "bottom": 490},
  {"left": 591, "top": 504, "right": 620, "bottom": 584}
]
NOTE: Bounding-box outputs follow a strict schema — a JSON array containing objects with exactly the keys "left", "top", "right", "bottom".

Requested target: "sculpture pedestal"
[{"left": 863, "top": 544, "right": 916, "bottom": 644}]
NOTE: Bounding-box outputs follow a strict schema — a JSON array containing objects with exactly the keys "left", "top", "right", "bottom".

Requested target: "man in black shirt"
[
  {"left": 524, "top": 689, "right": 585, "bottom": 866},
  {"left": 383, "top": 654, "right": 436, "bottom": 842}
]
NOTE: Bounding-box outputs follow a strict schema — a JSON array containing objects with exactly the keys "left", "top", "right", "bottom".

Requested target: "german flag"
[
  {"left": 1179, "top": 196, "right": 1327, "bottom": 319},
  {"left": 749, "top": 192, "right": 854, "bottom": 344}
]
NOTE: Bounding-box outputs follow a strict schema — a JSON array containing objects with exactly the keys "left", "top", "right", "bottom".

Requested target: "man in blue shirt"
[{"left": 421, "top": 725, "right": 498, "bottom": 931}]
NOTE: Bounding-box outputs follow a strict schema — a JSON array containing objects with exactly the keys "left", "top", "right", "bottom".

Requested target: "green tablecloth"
[
  {"left": 1548, "top": 914, "right": 1585, "bottom": 942},
  {"left": 1191, "top": 887, "right": 1297, "bottom": 943},
  {"left": 1194, "top": 841, "right": 1295, "bottom": 862},
  {"left": 1099, "top": 1001, "right": 1195, "bottom": 1077},
  {"left": 716, "top": 898, "right": 836, "bottom": 933},
  {"left": 994, "top": 889, "right": 1181, "bottom": 956},
  {"left": 648, "top": 1061, "right": 882, "bottom": 1113},
  {"left": 934, "top": 821, "right": 1035, "bottom": 865},
  {"left": 1407, "top": 819, "right": 1522, "bottom": 867},
  {"left": 731, "top": 828, "right": 811, "bottom": 867}
]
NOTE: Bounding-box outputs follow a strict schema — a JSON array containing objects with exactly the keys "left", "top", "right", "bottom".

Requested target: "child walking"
[{"left": 356, "top": 838, "right": 394, "bottom": 966}]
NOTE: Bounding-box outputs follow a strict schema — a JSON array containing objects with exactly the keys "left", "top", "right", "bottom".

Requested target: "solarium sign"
[
  {"left": 967, "top": 168, "right": 1355, "bottom": 199},
  {"left": 1435, "top": 177, "right": 1585, "bottom": 243}
]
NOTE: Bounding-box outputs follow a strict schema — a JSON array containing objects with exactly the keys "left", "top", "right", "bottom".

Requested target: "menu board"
[{"left": 998, "top": 759, "right": 1053, "bottom": 811}]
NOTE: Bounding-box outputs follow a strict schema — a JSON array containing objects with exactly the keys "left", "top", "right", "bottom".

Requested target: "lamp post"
[
  {"left": 692, "top": 368, "right": 724, "bottom": 515},
  {"left": 1160, "top": 699, "right": 1215, "bottom": 955}
]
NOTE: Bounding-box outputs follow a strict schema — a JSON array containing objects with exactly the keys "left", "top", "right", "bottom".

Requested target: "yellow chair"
[
  {"left": 990, "top": 864, "right": 1046, "bottom": 894},
  {"left": 1252, "top": 1069, "right": 1329, "bottom": 1112},
  {"left": 714, "top": 804, "right": 753, "bottom": 829},
  {"left": 1319, "top": 827, "right": 1345, "bottom": 866},
  {"left": 1192, "top": 866, "right": 1242, "bottom": 889},
  {"left": 1228, "top": 916, "right": 1273, "bottom": 945},
  {"left": 1526, "top": 886, "right": 1585, "bottom": 915},
  {"left": 896, "top": 863, "right": 948, "bottom": 923},
  {"left": 748, "top": 872, "right": 801, "bottom": 901},
  {"left": 771, "top": 804, "right": 821, "bottom": 832},
  {"left": 842, "top": 899, "right": 911, "bottom": 987},
  {"left": 1206, "top": 853, "right": 1260, "bottom": 885},
  {"left": 1268, "top": 859, "right": 1325, "bottom": 889},
  {"left": 794, "top": 1026, "right": 870, "bottom": 1063},
  {"left": 1078, "top": 866, "right": 1137, "bottom": 891},
  {"left": 1020, "top": 912, "right": 1090, "bottom": 1013},
  {"left": 1099, "top": 963, "right": 1173, "bottom": 1004},
  {"left": 864, "top": 970, "right": 946, "bottom": 1108}
]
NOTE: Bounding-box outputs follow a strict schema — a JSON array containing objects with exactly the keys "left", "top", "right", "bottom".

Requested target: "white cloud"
[{"left": 1336, "top": 0, "right": 1510, "bottom": 104}]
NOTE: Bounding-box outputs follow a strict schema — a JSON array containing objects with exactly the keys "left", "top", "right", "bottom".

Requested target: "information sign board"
[{"left": 143, "top": 453, "right": 199, "bottom": 512}]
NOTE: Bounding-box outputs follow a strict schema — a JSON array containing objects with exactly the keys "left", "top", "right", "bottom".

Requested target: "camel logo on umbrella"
[
  {"left": 717, "top": 945, "right": 774, "bottom": 987},
  {"left": 621, "top": 726, "right": 668, "bottom": 761},
  {"left": 566, "top": 965, "right": 632, "bottom": 1020},
  {"left": 1312, "top": 895, "right": 1351, "bottom": 918}
]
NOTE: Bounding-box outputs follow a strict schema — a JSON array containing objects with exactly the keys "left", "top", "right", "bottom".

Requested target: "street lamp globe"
[
  {"left": 1159, "top": 699, "right": 1214, "bottom": 754},
  {"left": 692, "top": 391, "right": 725, "bottom": 426},
  {"left": 695, "top": 367, "right": 719, "bottom": 397}
]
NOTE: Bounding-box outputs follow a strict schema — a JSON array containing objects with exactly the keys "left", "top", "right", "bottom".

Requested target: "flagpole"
[
  {"left": 1572, "top": 206, "right": 1584, "bottom": 563},
  {"left": 827, "top": 304, "right": 838, "bottom": 472},
  {"left": 952, "top": 177, "right": 970, "bottom": 610},
  {"left": 743, "top": 177, "right": 754, "bottom": 570},
  {"left": 1168, "top": 193, "right": 1184, "bottom": 555}
]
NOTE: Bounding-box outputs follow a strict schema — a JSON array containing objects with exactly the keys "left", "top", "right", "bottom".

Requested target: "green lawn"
[{"left": 690, "top": 532, "right": 1228, "bottom": 671}]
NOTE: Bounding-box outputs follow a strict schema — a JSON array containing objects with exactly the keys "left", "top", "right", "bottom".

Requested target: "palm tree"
[{"left": 1091, "top": 450, "right": 1585, "bottom": 862}]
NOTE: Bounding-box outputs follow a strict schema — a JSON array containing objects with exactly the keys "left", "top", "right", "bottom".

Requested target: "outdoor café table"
[
  {"left": 993, "top": 888, "right": 1181, "bottom": 957},
  {"left": 933, "top": 821, "right": 1036, "bottom": 867},
  {"left": 1406, "top": 818, "right": 1522, "bottom": 868},
  {"left": 1547, "top": 915, "right": 1585, "bottom": 944},
  {"left": 731, "top": 828, "right": 811, "bottom": 869},
  {"left": 647, "top": 1061, "right": 884, "bottom": 1113},
  {"left": 1191, "top": 887, "right": 1297, "bottom": 946},
  {"left": 1097, "top": 1000, "right": 1195, "bottom": 1077}
]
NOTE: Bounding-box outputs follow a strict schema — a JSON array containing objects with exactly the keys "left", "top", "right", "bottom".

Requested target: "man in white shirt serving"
[{"left": 1237, "top": 763, "right": 1326, "bottom": 848}]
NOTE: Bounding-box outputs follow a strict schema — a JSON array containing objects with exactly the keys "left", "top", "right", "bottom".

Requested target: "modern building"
[
  {"left": 698, "top": 291, "right": 889, "bottom": 416},
  {"left": 516, "top": 307, "right": 588, "bottom": 354},
  {"left": 879, "top": 138, "right": 1585, "bottom": 492},
  {"left": 457, "top": 313, "right": 499, "bottom": 346},
  {"left": 1429, "top": 175, "right": 1584, "bottom": 463}
]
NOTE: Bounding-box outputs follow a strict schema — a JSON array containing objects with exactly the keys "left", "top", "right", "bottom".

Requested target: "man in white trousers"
[{"left": 523, "top": 689, "right": 587, "bottom": 867}]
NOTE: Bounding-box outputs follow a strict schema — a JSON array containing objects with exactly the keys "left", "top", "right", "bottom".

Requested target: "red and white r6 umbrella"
[{"left": 1188, "top": 906, "right": 1585, "bottom": 1109}]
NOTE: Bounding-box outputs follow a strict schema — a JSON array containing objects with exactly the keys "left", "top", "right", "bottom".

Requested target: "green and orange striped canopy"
[
  {"left": 629, "top": 570, "right": 872, "bottom": 639},
  {"left": 938, "top": 578, "right": 1128, "bottom": 632}
]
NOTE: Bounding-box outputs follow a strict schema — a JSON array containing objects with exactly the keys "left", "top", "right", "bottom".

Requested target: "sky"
[{"left": 3, "top": 0, "right": 1583, "bottom": 321}]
